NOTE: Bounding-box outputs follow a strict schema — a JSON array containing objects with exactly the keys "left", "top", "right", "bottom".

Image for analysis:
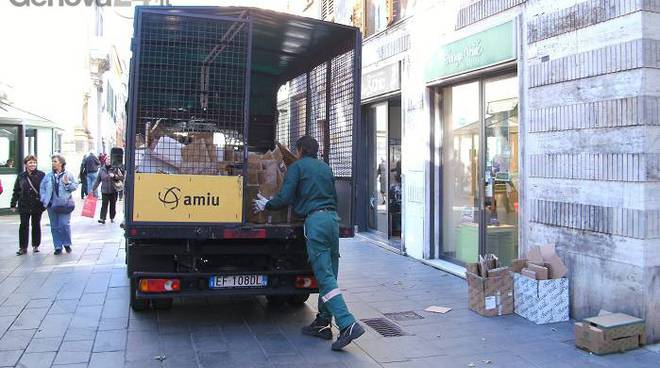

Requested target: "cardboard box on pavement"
[
  {"left": 575, "top": 313, "right": 645, "bottom": 354},
  {"left": 513, "top": 272, "right": 569, "bottom": 324},
  {"left": 512, "top": 245, "right": 570, "bottom": 324},
  {"left": 467, "top": 261, "right": 513, "bottom": 317}
]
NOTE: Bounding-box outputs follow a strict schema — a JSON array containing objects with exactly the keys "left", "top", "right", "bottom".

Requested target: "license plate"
[{"left": 208, "top": 275, "right": 268, "bottom": 289}]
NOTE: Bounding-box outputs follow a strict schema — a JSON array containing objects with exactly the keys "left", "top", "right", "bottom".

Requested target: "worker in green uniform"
[{"left": 253, "top": 135, "right": 364, "bottom": 351}]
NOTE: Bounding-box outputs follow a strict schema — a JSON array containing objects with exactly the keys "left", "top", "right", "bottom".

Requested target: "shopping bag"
[{"left": 82, "top": 195, "right": 97, "bottom": 218}]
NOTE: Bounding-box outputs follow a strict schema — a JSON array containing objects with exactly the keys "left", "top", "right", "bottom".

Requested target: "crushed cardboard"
[{"left": 425, "top": 306, "right": 452, "bottom": 314}]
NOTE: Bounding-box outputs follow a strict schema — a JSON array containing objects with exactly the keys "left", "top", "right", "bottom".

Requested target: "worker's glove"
[{"left": 253, "top": 193, "right": 269, "bottom": 213}]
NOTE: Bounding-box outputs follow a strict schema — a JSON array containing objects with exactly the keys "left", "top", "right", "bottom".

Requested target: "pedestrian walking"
[
  {"left": 40, "top": 154, "right": 78, "bottom": 255},
  {"left": 253, "top": 135, "right": 364, "bottom": 351},
  {"left": 79, "top": 154, "right": 88, "bottom": 199},
  {"left": 83, "top": 150, "right": 100, "bottom": 198},
  {"left": 92, "top": 153, "right": 123, "bottom": 224},
  {"left": 10, "top": 155, "right": 45, "bottom": 255}
]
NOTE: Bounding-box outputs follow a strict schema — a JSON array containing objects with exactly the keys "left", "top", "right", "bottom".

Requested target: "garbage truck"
[{"left": 124, "top": 6, "right": 362, "bottom": 310}]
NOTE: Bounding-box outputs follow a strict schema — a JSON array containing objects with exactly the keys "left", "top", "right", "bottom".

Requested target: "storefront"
[
  {"left": 426, "top": 20, "right": 520, "bottom": 266},
  {"left": 361, "top": 61, "right": 403, "bottom": 248},
  {"left": 0, "top": 104, "right": 63, "bottom": 211}
]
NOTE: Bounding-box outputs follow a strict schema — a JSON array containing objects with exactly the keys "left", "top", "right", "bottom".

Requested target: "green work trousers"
[{"left": 304, "top": 211, "right": 356, "bottom": 330}]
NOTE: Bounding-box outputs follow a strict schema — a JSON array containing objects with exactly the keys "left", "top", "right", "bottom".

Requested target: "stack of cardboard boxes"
[
  {"left": 135, "top": 128, "right": 243, "bottom": 176},
  {"left": 245, "top": 144, "right": 302, "bottom": 224}
]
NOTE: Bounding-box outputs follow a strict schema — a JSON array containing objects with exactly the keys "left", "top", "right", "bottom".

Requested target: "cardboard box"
[
  {"left": 247, "top": 170, "right": 263, "bottom": 185},
  {"left": 513, "top": 272, "right": 569, "bottom": 324},
  {"left": 467, "top": 270, "right": 513, "bottom": 317},
  {"left": 575, "top": 313, "right": 645, "bottom": 354},
  {"left": 521, "top": 268, "right": 537, "bottom": 280},
  {"left": 511, "top": 258, "right": 527, "bottom": 273},
  {"left": 527, "top": 263, "right": 549, "bottom": 280}
]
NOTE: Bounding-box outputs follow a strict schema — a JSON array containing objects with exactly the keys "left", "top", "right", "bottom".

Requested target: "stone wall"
[{"left": 523, "top": 0, "right": 659, "bottom": 341}]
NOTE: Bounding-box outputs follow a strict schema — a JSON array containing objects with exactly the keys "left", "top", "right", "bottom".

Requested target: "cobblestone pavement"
[{"left": 0, "top": 202, "right": 658, "bottom": 368}]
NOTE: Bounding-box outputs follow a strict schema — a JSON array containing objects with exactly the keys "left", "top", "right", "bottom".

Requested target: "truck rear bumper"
[{"left": 132, "top": 271, "right": 318, "bottom": 299}]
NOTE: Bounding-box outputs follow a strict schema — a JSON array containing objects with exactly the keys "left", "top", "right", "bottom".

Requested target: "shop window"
[
  {"left": 0, "top": 126, "right": 19, "bottom": 173},
  {"left": 25, "top": 128, "right": 37, "bottom": 156}
]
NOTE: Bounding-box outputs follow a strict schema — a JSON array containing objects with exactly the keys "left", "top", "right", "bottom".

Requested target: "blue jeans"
[
  {"left": 87, "top": 171, "right": 98, "bottom": 197},
  {"left": 47, "top": 208, "right": 72, "bottom": 250},
  {"left": 305, "top": 211, "right": 356, "bottom": 330}
]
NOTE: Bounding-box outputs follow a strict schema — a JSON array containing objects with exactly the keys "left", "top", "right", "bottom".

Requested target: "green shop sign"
[{"left": 426, "top": 21, "right": 516, "bottom": 82}]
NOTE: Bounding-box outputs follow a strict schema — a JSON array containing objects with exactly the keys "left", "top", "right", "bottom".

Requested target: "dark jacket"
[
  {"left": 11, "top": 170, "right": 46, "bottom": 214},
  {"left": 84, "top": 154, "right": 101, "bottom": 173},
  {"left": 266, "top": 156, "right": 337, "bottom": 216},
  {"left": 93, "top": 165, "right": 124, "bottom": 194}
]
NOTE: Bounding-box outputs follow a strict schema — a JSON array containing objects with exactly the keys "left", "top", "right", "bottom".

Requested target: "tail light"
[
  {"left": 223, "top": 229, "right": 267, "bottom": 239},
  {"left": 339, "top": 227, "right": 354, "bottom": 238},
  {"left": 295, "top": 276, "right": 317, "bottom": 289},
  {"left": 139, "top": 278, "right": 181, "bottom": 293}
]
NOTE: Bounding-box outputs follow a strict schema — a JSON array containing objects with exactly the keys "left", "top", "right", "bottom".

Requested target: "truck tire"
[
  {"left": 130, "top": 278, "right": 148, "bottom": 312},
  {"left": 266, "top": 295, "right": 287, "bottom": 306},
  {"left": 288, "top": 294, "right": 310, "bottom": 305},
  {"left": 152, "top": 298, "right": 173, "bottom": 310}
]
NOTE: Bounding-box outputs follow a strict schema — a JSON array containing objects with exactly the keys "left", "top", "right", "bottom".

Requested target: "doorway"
[
  {"left": 431, "top": 73, "right": 519, "bottom": 266},
  {"left": 366, "top": 97, "right": 402, "bottom": 245}
]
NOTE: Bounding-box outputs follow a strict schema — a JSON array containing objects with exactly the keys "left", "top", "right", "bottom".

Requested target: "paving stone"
[
  {"left": 93, "top": 329, "right": 127, "bottom": 352},
  {"left": 33, "top": 313, "right": 72, "bottom": 339},
  {"left": 25, "top": 336, "right": 63, "bottom": 353},
  {"left": 25, "top": 299, "right": 53, "bottom": 309},
  {"left": 0, "top": 305, "right": 23, "bottom": 317},
  {"left": 64, "top": 327, "right": 97, "bottom": 342},
  {"left": 53, "top": 340, "right": 93, "bottom": 365},
  {"left": 10, "top": 307, "right": 48, "bottom": 330},
  {"left": 48, "top": 300, "right": 78, "bottom": 315},
  {"left": 78, "top": 292, "right": 106, "bottom": 306},
  {"left": 0, "top": 328, "right": 36, "bottom": 351},
  {"left": 88, "top": 351, "right": 125, "bottom": 368},
  {"left": 15, "top": 351, "right": 56, "bottom": 368},
  {"left": 0, "top": 350, "right": 23, "bottom": 367}
]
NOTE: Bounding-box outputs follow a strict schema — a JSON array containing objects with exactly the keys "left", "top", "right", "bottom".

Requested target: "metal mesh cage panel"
[
  {"left": 308, "top": 63, "right": 327, "bottom": 161},
  {"left": 134, "top": 12, "right": 248, "bottom": 175},
  {"left": 329, "top": 50, "right": 354, "bottom": 177},
  {"left": 288, "top": 74, "right": 307, "bottom": 153},
  {"left": 276, "top": 99, "right": 290, "bottom": 148}
]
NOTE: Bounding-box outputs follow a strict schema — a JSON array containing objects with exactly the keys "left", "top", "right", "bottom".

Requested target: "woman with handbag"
[
  {"left": 10, "top": 155, "right": 46, "bottom": 255},
  {"left": 40, "top": 154, "right": 78, "bottom": 255},
  {"left": 92, "top": 154, "right": 123, "bottom": 224}
]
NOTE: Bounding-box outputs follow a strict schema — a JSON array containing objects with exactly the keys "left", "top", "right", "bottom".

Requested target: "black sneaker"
[
  {"left": 16, "top": 249, "right": 27, "bottom": 256},
  {"left": 331, "top": 322, "right": 365, "bottom": 351},
  {"left": 98, "top": 219, "right": 105, "bottom": 224},
  {"left": 301, "top": 315, "right": 332, "bottom": 340},
  {"left": 54, "top": 249, "right": 62, "bottom": 255},
  {"left": 33, "top": 246, "right": 40, "bottom": 253},
  {"left": 64, "top": 246, "right": 72, "bottom": 253}
]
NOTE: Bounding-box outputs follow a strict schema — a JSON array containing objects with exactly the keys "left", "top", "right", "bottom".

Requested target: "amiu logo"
[{"left": 158, "top": 187, "right": 220, "bottom": 210}]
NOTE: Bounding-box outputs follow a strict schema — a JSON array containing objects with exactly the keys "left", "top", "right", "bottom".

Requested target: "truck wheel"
[
  {"left": 130, "top": 278, "right": 148, "bottom": 312},
  {"left": 266, "top": 295, "right": 287, "bottom": 306},
  {"left": 288, "top": 294, "right": 310, "bottom": 305},
  {"left": 152, "top": 298, "right": 173, "bottom": 310}
]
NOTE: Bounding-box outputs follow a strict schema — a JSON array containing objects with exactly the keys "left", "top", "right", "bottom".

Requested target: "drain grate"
[
  {"left": 384, "top": 311, "right": 424, "bottom": 322},
  {"left": 361, "top": 318, "right": 407, "bottom": 337}
]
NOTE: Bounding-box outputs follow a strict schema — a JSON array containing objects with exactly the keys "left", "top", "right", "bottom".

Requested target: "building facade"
[{"left": 313, "top": 0, "right": 658, "bottom": 341}]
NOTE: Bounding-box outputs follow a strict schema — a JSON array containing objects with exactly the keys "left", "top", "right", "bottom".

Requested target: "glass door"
[
  {"left": 367, "top": 101, "right": 389, "bottom": 235},
  {"left": 436, "top": 74, "right": 519, "bottom": 266},
  {"left": 484, "top": 75, "right": 519, "bottom": 266},
  {"left": 440, "top": 82, "right": 481, "bottom": 263}
]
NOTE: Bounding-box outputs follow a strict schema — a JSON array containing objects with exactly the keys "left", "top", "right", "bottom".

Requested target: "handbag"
[
  {"left": 51, "top": 174, "right": 75, "bottom": 214},
  {"left": 81, "top": 194, "right": 97, "bottom": 218}
]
